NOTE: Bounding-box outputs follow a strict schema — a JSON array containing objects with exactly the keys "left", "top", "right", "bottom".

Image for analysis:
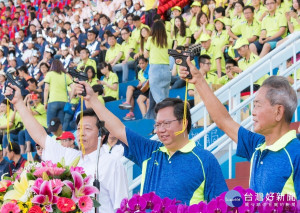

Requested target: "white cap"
[
  {"left": 45, "top": 47, "right": 54, "bottom": 54},
  {"left": 7, "top": 67, "right": 16, "bottom": 73}
]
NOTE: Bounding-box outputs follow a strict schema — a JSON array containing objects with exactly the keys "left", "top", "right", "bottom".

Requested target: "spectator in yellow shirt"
[{"left": 250, "top": 0, "right": 287, "bottom": 57}]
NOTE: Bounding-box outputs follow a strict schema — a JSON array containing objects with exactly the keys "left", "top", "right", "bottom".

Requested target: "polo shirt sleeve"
[
  {"left": 145, "top": 37, "right": 151, "bottom": 51},
  {"left": 278, "top": 13, "right": 287, "bottom": 27},
  {"left": 253, "top": 22, "right": 261, "bottom": 36},
  {"left": 186, "top": 28, "right": 192, "bottom": 38},
  {"left": 111, "top": 73, "right": 119, "bottom": 84},
  {"left": 236, "top": 126, "right": 265, "bottom": 161},
  {"left": 124, "top": 127, "right": 162, "bottom": 167},
  {"left": 213, "top": 48, "right": 223, "bottom": 60},
  {"left": 231, "top": 24, "right": 241, "bottom": 36},
  {"left": 261, "top": 19, "right": 267, "bottom": 31},
  {"left": 34, "top": 103, "right": 46, "bottom": 115},
  {"left": 105, "top": 49, "right": 111, "bottom": 62},
  {"left": 203, "top": 151, "right": 228, "bottom": 201},
  {"left": 44, "top": 71, "right": 51, "bottom": 84},
  {"left": 66, "top": 74, "right": 72, "bottom": 86}
]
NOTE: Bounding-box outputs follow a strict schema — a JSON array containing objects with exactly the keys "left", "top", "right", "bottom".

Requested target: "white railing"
[{"left": 124, "top": 32, "right": 300, "bottom": 195}]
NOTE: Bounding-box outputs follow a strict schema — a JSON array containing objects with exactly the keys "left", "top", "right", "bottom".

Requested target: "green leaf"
[
  {"left": 26, "top": 173, "right": 36, "bottom": 181},
  {"left": 7, "top": 185, "right": 14, "bottom": 191},
  {"left": 57, "top": 162, "right": 63, "bottom": 168},
  {"left": 92, "top": 198, "right": 101, "bottom": 208}
]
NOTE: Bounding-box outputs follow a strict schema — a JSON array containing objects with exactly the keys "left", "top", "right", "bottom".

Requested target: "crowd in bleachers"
[{"left": 0, "top": 0, "right": 299, "bottom": 177}]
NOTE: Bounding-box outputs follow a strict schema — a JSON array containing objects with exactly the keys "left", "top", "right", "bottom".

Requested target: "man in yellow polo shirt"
[
  {"left": 188, "top": 54, "right": 228, "bottom": 97},
  {"left": 105, "top": 35, "right": 122, "bottom": 66},
  {"left": 229, "top": 6, "right": 261, "bottom": 43},
  {"left": 232, "top": 37, "right": 269, "bottom": 85},
  {"left": 132, "top": 15, "right": 150, "bottom": 51},
  {"left": 200, "top": 34, "right": 225, "bottom": 77},
  {"left": 77, "top": 48, "right": 97, "bottom": 78},
  {"left": 249, "top": 0, "right": 287, "bottom": 57},
  {"left": 111, "top": 28, "right": 136, "bottom": 82}
]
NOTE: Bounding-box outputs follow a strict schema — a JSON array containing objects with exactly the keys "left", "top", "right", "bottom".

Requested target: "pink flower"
[
  {"left": 50, "top": 179, "right": 64, "bottom": 189},
  {"left": 78, "top": 196, "right": 93, "bottom": 212},
  {"left": 70, "top": 166, "right": 85, "bottom": 174},
  {"left": 33, "top": 167, "right": 48, "bottom": 177},
  {"left": 33, "top": 167, "right": 65, "bottom": 177},
  {"left": 63, "top": 171, "right": 99, "bottom": 203},
  {"left": 31, "top": 180, "right": 62, "bottom": 212},
  {"left": 0, "top": 202, "right": 21, "bottom": 213},
  {"left": 32, "top": 178, "right": 44, "bottom": 188}
]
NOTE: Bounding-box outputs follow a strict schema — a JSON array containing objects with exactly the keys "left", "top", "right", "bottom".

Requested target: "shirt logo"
[{"left": 154, "top": 160, "right": 159, "bottom": 166}]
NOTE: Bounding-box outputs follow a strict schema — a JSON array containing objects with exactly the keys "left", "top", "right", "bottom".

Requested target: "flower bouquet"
[
  {"left": 117, "top": 186, "right": 299, "bottom": 213},
  {"left": 0, "top": 158, "right": 100, "bottom": 213}
]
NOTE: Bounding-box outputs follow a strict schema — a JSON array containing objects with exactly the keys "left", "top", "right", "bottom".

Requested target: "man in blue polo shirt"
[
  {"left": 74, "top": 83, "right": 228, "bottom": 204},
  {"left": 179, "top": 58, "right": 300, "bottom": 199}
]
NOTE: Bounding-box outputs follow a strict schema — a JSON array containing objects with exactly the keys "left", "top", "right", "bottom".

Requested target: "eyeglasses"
[
  {"left": 203, "top": 62, "right": 212, "bottom": 65},
  {"left": 154, "top": 119, "right": 178, "bottom": 130}
]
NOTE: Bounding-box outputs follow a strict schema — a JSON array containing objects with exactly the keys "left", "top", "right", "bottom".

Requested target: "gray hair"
[{"left": 261, "top": 76, "right": 297, "bottom": 123}]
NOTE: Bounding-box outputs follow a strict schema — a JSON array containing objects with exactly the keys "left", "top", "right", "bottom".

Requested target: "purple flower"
[
  {"left": 188, "top": 201, "right": 208, "bottom": 213},
  {"left": 63, "top": 171, "right": 99, "bottom": 203},
  {"left": 142, "top": 192, "right": 162, "bottom": 210},
  {"left": 31, "top": 180, "right": 62, "bottom": 212},
  {"left": 164, "top": 205, "right": 178, "bottom": 213},
  {"left": 128, "top": 194, "right": 147, "bottom": 212},
  {"left": 177, "top": 204, "right": 188, "bottom": 213},
  {"left": 207, "top": 196, "right": 227, "bottom": 213},
  {"left": 119, "top": 198, "right": 129, "bottom": 212}
]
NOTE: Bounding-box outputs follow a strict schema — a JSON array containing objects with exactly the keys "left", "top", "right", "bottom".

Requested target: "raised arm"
[
  {"left": 76, "top": 82, "right": 128, "bottom": 146},
  {"left": 6, "top": 85, "right": 48, "bottom": 148},
  {"left": 179, "top": 58, "right": 240, "bottom": 143}
]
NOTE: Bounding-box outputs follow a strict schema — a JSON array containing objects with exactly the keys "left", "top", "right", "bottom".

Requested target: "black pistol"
[
  {"left": 168, "top": 44, "right": 201, "bottom": 79},
  {"left": 6, "top": 73, "right": 22, "bottom": 101},
  {"left": 68, "top": 68, "right": 88, "bottom": 96}
]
